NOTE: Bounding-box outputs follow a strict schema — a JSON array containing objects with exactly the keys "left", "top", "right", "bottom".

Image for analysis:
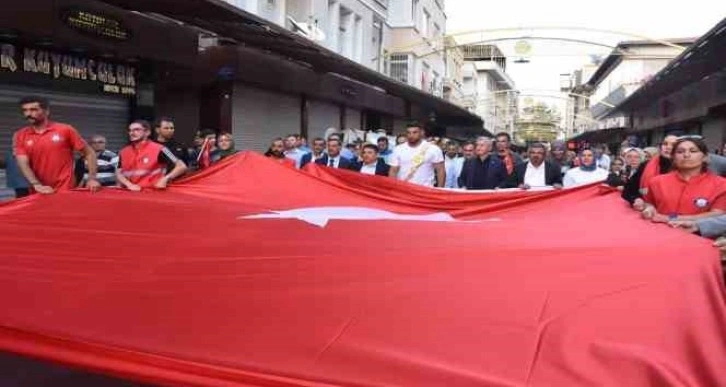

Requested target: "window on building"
[
  {"left": 412, "top": 0, "right": 419, "bottom": 27},
  {"left": 338, "top": 7, "right": 353, "bottom": 57},
  {"left": 372, "top": 18, "right": 384, "bottom": 71},
  {"left": 353, "top": 15, "right": 363, "bottom": 62},
  {"left": 422, "top": 9, "right": 430, "bottom": 37},
  {"left": 432, "top": 70, "right": 441, "bottom": 96},
  {"left": 433, "top": 22, "right": 441, "bottom": 40},
  {"left": 327, "top": 1, "right": 338, "bottom": 51},
  {"left": 389, "top": 54, "right": 410, "bottom": 84},
  {"left": 422, "top": 61, "right": 430, "bottom": 90}
]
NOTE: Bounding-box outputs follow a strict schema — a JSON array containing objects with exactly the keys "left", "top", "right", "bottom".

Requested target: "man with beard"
[
  {"left": 116, "top": 120, "right": 187, "bottom": 191},
  {"left": 265, "top": 137, "right": 296, "bottom": 168},
  {"left": 444, "top": 141, "right": 464, "bottom": 188},
  {"left": 510, "top": 143, "right": 563, "bottom": 189},
  {"left": 461, "top": 141, "right": 475, "bottom": 160},
  {"left": 389, "top": 123, "right": 445, "bottom": 187},
  {"left": 13, "top": 96, "right": 100, "bottom": 194},
  {"left": 494, "top": 132, "right": 523, "bottom": 178},
  {"left": 154, "top": 117, "right": 189, "bottom": 166},
  {"left": 300, "top": 137, "right": 327, "bottom": 168}
]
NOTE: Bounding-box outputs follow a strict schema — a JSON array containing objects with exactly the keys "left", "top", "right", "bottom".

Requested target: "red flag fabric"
[
  {"left": 0, "top": 151, "right": 724, "bottom": 386},
  {"left": 198, "top": 138, "right": 212, "bottom": 169}
]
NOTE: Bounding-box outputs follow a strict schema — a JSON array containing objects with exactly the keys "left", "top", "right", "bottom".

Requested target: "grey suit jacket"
[{"left": 697, "top": 215, "right": 726, "bottom": 238}]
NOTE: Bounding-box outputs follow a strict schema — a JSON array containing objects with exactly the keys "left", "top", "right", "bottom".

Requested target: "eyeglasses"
[
  {"left": 91, "top": 140, "right": 106, "bottom": 144},
  {"left": 128, "top": 127, "right": 145, "bottom": 132}
]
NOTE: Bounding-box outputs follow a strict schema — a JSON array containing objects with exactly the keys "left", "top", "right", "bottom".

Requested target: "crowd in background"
[{"left": 4, "top": 96, "right": 726, "bottom": 258}]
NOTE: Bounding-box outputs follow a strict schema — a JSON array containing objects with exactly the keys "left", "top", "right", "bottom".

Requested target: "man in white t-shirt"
[{"left": 388, "top": 123, "right": 445, "bottom": 187}]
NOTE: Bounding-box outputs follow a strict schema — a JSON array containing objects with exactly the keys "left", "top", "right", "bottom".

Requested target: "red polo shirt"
[
  {"left": 645, "top": 171, "right": 726, "bottom": 216},
  {"left": 13, "top": 122, "right": 87, "bottom": 191}
]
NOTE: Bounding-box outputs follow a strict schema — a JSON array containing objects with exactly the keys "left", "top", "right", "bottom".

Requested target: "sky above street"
[{"left": 446, "top": 0, "right": 726, "bottom": 108}]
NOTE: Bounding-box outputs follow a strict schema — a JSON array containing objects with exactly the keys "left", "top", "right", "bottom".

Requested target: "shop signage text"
[
  {"left": 0, "top": 43, "right": 136, "bottom": 95},
  {"left": 63, "top": 8, "right": 130, "bottom": 41}
]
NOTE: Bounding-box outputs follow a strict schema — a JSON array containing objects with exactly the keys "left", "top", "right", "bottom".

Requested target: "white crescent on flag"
[{"left": 239, "top": 206, "right": 500, "bottom": 228}]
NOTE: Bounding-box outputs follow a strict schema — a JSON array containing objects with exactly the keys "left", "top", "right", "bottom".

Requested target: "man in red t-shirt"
[{"left": 13, "top": 96, "right": 101, "bottom": 194}]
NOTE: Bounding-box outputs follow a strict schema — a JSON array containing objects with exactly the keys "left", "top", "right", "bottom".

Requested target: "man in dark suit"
[
  {"left": 459, "top": 137, "right": 509, "bottom": 190},
  {"left": 300, "top": 137, "right": 326, "bottom": 168},
  {"left": 315, "top": 138, "right": 356, "bottom": 170},
  {"left": 356, "top": 144, "right": 390, "bottom": 176},
  {"left": 510, "top": 142, "right": 563, "bottom": 189}
]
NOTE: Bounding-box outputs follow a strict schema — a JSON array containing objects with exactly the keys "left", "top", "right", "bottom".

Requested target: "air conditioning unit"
[{"left": 287, "top": 16, "right": 326, "bottom": 42}]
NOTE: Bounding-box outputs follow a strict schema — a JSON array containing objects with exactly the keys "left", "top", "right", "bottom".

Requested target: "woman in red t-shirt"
[{"left": 642, "top": 137, "right": 726, "bottom": 223}]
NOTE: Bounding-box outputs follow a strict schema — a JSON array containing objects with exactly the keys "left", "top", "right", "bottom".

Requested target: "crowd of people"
[{"left": 4, "top": 95, "right": 726, "bottom": 257}]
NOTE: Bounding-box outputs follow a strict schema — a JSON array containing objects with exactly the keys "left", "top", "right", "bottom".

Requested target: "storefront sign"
[
  {"left": 0, "top": 43, "right": 136, "bottom": 95},
  {"left": 63, "top": 8, "right": 130, "bottom": 41}
]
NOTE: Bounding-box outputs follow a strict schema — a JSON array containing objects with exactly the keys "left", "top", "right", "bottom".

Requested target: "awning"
[
  {"left": 99, "top": 0, "right": 483, "bottom": 127},
  {"left": 606, "top": 17, "right": 726, "bottom": 116},
  {"left": 569, "top": 127, "right": 624, "bottom": 143}
]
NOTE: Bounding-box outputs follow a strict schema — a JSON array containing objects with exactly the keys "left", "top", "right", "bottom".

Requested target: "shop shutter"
[
  {"left": 232, "top": 85, "right": 301, "bottom": 152},
  {"left": 308, "top": 100, "right": 340, "bottom": 141}
]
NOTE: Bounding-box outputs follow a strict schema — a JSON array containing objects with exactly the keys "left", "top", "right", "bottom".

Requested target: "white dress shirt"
[
  {"left": 360, "top": 163, "right": 377, "bottom": 175},
  {"left": 444, "top": 156, "right": 464, "bottom": 188},
  {"left": 524, "top": 161, "right": 546, "bottom": 187}
]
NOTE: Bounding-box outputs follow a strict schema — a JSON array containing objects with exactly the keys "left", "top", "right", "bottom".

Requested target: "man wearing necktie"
[{"left": 315, "top": 138, "right": 355, "bottom": 170}]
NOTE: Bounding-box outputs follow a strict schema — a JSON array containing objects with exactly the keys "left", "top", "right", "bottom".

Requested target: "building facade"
[
  {"left": 566, "top": 39, "right": 694, "bottom": 145},
  {"left": 225, "top": 0, "right": 390, "bottom": 72},
  {"left": 0, "top": 0, "right": 202, "bottom": 189},
  {"left": 442, "top": 35, "right": 465, "bottom": 107},
  {"left": 0, "top": 0, "right": 482, "bottom": 192},
  {"left": 461, "top": 44, "right": 517, "bottom": 136},
  {"left": 386, "top": 0, "right": 447, "bottom": 96}
]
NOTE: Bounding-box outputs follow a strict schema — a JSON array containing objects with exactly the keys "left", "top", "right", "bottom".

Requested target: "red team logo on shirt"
[
  {"left": 142, "top": 157, "right": 150, "bottom": 164},
  {"left": 26, "top": 139, "right": 33, "bottom": 147}
]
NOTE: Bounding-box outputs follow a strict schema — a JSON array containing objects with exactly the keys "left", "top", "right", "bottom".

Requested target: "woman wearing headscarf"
[
  {"left": 621, "top": 134, "right": 679, "bottom": 210},
  {"left": 643, "top": 147, "right": 659, "bottom": 161},
  {"left": 211, "top": 132, "right": 238, "bottom": 164},
  {"left": 563, "top": 149, "right": 609, "bottom": 188},
  {"left": 641, "top": 137, "right": 726, "bottom": 222}
]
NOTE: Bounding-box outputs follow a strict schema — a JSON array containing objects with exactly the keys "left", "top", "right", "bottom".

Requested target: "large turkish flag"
[{"left": 0, "top": 152, "right": 723, "bottom": 386}]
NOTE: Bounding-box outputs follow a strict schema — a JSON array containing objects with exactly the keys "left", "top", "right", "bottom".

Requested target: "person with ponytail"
[{"left": 563, "top": 149, "right": 609, "bottom": 188}]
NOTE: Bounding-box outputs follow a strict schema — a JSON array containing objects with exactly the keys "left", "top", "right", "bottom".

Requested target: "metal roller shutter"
[
  {"left": 308, "top": 100, "right": 340, "bottom": 141},
  {"left": 232, "top": 85, "right": 301, "bottom": 152},
  {"left": 0, "top": 86, "right": 129, "bottom": 188},
  {"left": 345, "top": 108, "right": 361, "bottom": 131}
]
